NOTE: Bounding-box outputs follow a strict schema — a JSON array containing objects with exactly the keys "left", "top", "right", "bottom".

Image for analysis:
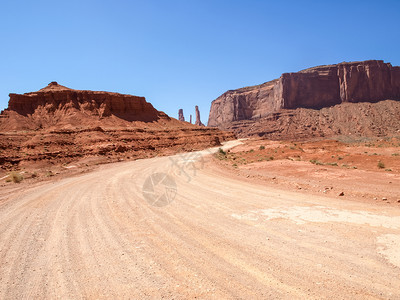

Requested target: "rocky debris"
[
  {"left": 178, "top": 109, "right": 185, "bottom": 122},
  {"left": 339, "top": 192, "right": 345, "bottom": 196},
  {"left": 208, "top": 60, "right": 400, "bottom": 128},
  {"left": 195, "top": 105, "right": 204, "bottom": 126},
  {"left": 217, "top": 100, "right": 400, "bottom": 140}
]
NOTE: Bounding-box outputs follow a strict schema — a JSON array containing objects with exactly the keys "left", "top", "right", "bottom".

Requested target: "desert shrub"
[
  {"left": 310, "top": 159, "right": 323, "bottom": 165},
  {"left": 8, "top": 172, "right": 23, "bottom": 183},
  {"left": 215, "top": 148, "right": 227, "bottom": 160},
  {"left": 218, "top": 148, "right": 226, "bottom": 155},
  {"left": 377, "top": 161, "right": 385, "bottom": 169},
  {"left": 45, "top": 170, "right": 54, "bottom": 177},
  {"left": 259, "top": 145, "right": 265, "bottom": 150}
]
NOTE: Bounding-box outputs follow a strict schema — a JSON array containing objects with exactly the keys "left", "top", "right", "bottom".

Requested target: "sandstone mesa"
[
  {"left": 208, "top": 60, "right": 400, "bottom": 139},
  {"left": 0, "top": 82, "right": 234, "bottom": 171}
]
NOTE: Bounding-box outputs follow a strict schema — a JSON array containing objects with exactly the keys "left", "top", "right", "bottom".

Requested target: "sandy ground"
[
  {"left": 212, "top": 138, "right": 400, "bottom": 206},
  {"left": 0, "top": 140, "right": 400, "bottom": 299}
]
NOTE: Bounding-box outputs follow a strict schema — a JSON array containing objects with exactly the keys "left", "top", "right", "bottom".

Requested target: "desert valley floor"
[{"left": 0, "top": 140, "right": 399, "bottom": 299}]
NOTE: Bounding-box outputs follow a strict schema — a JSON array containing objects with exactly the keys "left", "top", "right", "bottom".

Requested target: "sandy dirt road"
[{"left": 0, "top": 140, "right": 399, "bottom": 299}]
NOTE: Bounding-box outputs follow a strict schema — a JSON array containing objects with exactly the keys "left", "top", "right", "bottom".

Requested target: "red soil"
[{"left": 210, "top": 137, "right": 400, "bottom": 206}]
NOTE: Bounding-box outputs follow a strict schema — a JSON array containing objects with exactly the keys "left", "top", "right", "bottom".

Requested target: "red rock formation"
[
  {"left": 178, "top": 109, "right": 185, "bottom": 122},
  {"left": 1, "top": 82, "right": 164, "bottom": 131},
  {"left": 0, "top": 82, "right": 236, "bottom": 170},
  {"left": 5, "top": 82, "right": 159, "bottom": 126},
  {"left": 195, "top": 106, "right": 204, "bottom": 126},
  {"left": 218, "top": 100, "right": 400, "bottom": 140},
  {"left": 208, "top": 60, "right": 400, "bottom": 127}
]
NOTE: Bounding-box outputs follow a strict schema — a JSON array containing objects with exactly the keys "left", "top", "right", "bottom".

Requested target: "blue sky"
[{"left": 1, "top": 0, "right": 400, "bottom": 123}]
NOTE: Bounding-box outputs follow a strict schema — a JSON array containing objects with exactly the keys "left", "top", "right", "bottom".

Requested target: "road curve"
[{"left": 0, "top": 140, "right": 399, "bottom": 299}]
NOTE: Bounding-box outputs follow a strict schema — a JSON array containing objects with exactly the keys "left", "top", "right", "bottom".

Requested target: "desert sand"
[{"left": 0, "top": 140, "right": 399, "bottom": 299}]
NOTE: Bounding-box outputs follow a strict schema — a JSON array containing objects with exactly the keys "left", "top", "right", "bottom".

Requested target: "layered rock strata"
[{"left": 208, "top": 60, "right": 400, "bottom": 127}]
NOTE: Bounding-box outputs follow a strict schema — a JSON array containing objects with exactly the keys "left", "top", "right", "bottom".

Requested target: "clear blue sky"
[{"left": 1, "top": 0, "right": 400, "bottom": 123}]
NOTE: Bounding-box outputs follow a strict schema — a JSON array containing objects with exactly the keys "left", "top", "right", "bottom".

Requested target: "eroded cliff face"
[
  {"left": 0, "top": 82, "right": 236, "bottom": 171},
  {"left": 3, "top": 82, "right": 159, "bottom": 130},
  {"left": 208, "top": 60, "right": 400, "bottom": 127}
]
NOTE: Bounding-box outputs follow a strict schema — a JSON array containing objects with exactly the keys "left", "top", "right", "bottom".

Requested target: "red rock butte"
[
  {"left": 5, "top": 81, "right": 159, "bottom": 125},
  {"left": 208, "top": 60, "right": 400, "bottom": 127},
  {"left": 0, "top": 82, "right": 235, "bottom": 170}
]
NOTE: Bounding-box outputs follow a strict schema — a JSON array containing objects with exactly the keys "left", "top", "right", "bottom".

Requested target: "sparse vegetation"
[
  {"left": 7, "top": 171, "right": 24, "bottom": 183},
  {"left": 259, "top": 156, "right": 274, "bottom": 162},
  {"left": 377, "top": 161, "right": 385, "bottom": 169},
  {"left": 218, "top": 148, "right": 226, "bottom": 156},
  {"left": 45, "top": 170, "right": 54, "bottom": 177},
  {"left": 310, "top": 160, "right": 338, "bottom": 167},
  {"left": 214, "top": 138, "right": 400, "bottom": 175},
  {"left": 215, "top": 148, "right": 227, "bottom": 160},
  {"left": 310, "top": 159, "right": 323, "bottom": 165}
]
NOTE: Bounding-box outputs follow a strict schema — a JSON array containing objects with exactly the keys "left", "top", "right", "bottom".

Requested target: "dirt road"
[{"left": 0, "top": 140, "right": 399, "bottom": 299}]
